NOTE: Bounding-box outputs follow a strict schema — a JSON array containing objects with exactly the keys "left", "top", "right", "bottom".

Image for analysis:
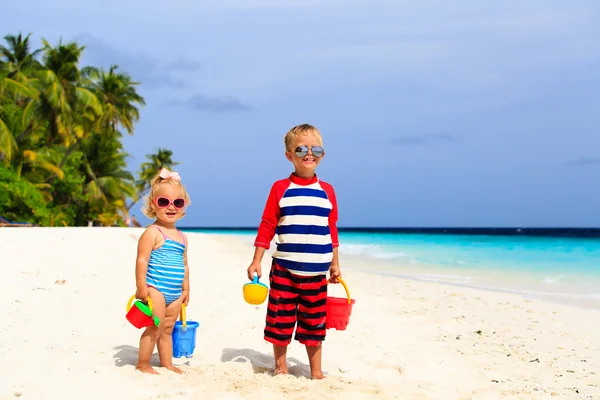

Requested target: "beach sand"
[{"left": 0, "top": 228, "right": 598, "bottom": 400}]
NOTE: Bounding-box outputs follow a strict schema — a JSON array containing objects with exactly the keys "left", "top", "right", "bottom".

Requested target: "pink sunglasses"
[{"left": 154, "top": 196, "right": 186, "bottom": 209}]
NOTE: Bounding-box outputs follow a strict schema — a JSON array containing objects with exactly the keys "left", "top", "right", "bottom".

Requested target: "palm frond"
[{"left": 0, "top": 117, "right": 17, "bottom": 163}]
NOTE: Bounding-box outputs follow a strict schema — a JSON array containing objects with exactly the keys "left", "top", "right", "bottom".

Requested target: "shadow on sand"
[
  {"left": 113, "top": 345, "right": 142, "bottom": 367},
  {"left": 221, "top": 348, "right": 312, "bottom": 378},
  {"left": 113, "top": 344, "right": 193, "bottom": 369}
]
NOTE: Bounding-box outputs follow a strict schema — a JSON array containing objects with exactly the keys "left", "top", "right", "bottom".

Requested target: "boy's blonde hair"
[
  {"left": 141, "top": 170, "right": 191, "bottom": 219},
  {"left": 284, "top": 124, "right": 323, "bottom": 151}
]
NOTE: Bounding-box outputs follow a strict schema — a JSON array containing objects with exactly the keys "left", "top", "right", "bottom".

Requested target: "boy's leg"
[
  {"left": 157, "top": 296, "right": 184, "bottom": 373},
  {"left": 294, "top": 274, "right": 328, "bottom": 379},
  {"left": 273, "top": 344, "right": 288, "bottom": 375},
  {"left": 264, "top": 262, "right": 298, "bottom": 375},
  {"left": 306, "top": 344, "right": 324, "bottom": 379},
  {"left": 136, "top": 287, "right": 166, "bottom": 374}
]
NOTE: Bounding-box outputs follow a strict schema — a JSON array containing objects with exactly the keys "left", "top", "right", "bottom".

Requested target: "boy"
[{"left": 246, "top": 124, "right": 342, "bottom": 380}]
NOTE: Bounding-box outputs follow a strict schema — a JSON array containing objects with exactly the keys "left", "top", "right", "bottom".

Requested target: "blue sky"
[{"left": 4, "top": 0, "right": 600, "bottom": 227}]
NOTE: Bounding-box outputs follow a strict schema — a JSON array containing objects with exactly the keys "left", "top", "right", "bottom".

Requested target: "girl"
[{"left": 134, "top": 168, "right": 191, "bottom": 374}]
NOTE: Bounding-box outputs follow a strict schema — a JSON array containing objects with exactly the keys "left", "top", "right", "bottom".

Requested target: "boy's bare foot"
[
  {"left": 165, "top": 365, "right": 183, "bottom": 374},
  {"left": 136, "top": 365, "right": 159, "bottom": 374},
  {"left": 310, "top": 372, "right": 326, "bottom": 380},
  {"left": 273, "top": 367, "right": 288, "bottom": 376}
]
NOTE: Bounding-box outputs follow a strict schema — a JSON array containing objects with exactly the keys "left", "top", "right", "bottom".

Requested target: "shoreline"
[{"left": 344, "top": 254, "right": 600, "bottom": 311}]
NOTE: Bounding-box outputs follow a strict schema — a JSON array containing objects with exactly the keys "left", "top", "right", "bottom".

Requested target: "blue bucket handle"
[{"left": 247, "top": 273, "right": 268, "bottom": 289}]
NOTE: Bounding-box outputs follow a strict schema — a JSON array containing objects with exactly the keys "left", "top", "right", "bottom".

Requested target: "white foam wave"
[
  {"left": 543, "top": 275, "right": 564, "bottom": 284},
  {"left": 340, "top": 243, "right": 414, "bottom": 260},
  {"left": 411, "top": 273, "right": 473, "bottom": 285},
  {"left": 340, "top": 243, "right": 380, "bottom": 253},
  {"left": 372, "top": 251, "right": 413, "bottom": 259},
  {"left": 473, "top": 285, "right": 600, "bottom": 300}
]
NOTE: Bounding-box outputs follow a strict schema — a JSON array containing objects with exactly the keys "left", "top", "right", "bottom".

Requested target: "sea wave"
[
  {"left": 340, "top": 243, "right": 413, "bottom": 259},
  {"left": 474, "top": 285, "right": 600, "bottom": 301},
  {"left": 411, "top": 273, "right": 473, "bottom": 285},
  {"left": 543, "top": 275, "right": 564, "bottom": 284}
]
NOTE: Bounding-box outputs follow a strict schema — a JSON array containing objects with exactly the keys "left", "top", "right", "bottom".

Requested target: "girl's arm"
[
  {"left": 182, "top": 233, "right": 190, "bottom": 305},
  {"left": 135, "top": 228, "right": 157, "bottom": 299}
]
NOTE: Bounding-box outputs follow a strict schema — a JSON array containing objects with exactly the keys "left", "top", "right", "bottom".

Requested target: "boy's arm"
[
  {"left": 331, "top": 247, "right": 340, "bottom": 267},
  {"left": 248, "top": 182, "right": 283, "bottom": 279},
  {"left": 323, "top": 183, "right": 340, "bottom": 251},
  {"left": 323, "top": 183, "right": 342, "bottom": 281},
  {"left": 253, "top": 182, "right": 283, "bottom": 251}
]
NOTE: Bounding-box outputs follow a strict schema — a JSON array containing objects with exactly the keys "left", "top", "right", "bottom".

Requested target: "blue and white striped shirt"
[{"left": 255, "top": 174, "right": 339, "bottom": 276}]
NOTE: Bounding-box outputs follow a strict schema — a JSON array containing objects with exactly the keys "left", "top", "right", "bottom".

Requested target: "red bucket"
[
  {"left": 126, "top": 295, "right": 159, "bottom": 329},
  {"left": 326, "top": 278, "right": 355, "bottom": 331}
]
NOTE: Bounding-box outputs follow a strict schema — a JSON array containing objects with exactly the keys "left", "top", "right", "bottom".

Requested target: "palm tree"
[
  {"left": 0, "top": 32, "right": 42, "bottom": 78},
  {"left": 78, "top": 133, "right": 136, "bottom": 225},
  {"left": 92, "top": 65, "right": 145, "bottom": 136},
  {"left": 57, "top": 65, "right": 145, "bottom": 169},
  {"left": 0, "top": 32, "right": 180, "bottom": 227},
  {"left": 127, "top": 148, "right": 180, "bottom": 211},
  {"left": 37, "top": 38, "right": 101, "bottom": 147},
  {"left": 0, "top": 34, "right": 41, "bottom": 165}
]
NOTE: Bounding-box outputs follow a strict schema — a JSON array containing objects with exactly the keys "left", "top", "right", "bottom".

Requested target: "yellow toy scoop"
[{"left": 243, "top": 275, "right": 269, "bottom": 305}]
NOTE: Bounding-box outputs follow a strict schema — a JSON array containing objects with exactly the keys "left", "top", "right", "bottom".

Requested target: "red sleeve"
[
  {"left": 254, "top": 179, "right": 289, "bottom": 249},
  {"left": 321, "top": 182, "right": 339, "bottom": 248}
]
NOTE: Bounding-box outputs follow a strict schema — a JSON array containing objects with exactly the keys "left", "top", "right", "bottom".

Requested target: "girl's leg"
[
  {"left": 136, "top": 287, "right": 166, "bottom": 374},
  {"left": 157, "top": 296, "right": 184, "bottom": 373}
]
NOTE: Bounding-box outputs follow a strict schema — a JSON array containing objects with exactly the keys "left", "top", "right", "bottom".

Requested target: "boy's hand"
[
  {"left": 181, "top": 289, "right": 190, "bottom": 306},
  {"left": 328, "top": 264, "right": 341, "bottom": 283},
  {"left": 247, "top": 261, "right": 262, "bottom": 281},
  {"left": 136, "top": 286, "right": 150, "bottom": 301}
]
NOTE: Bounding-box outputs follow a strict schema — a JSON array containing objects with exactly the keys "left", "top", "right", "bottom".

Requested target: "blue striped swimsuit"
[{"left": 146, "top": 226, "right": 186, "bottom": 305}]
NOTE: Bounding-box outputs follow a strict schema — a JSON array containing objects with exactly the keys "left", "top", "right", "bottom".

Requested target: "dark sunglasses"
[
  {"left": 295, "top": 145, "right": 324, "bottom": 158},
  {"left": 155, "top": 196, "right": 186, "bottom": 209}
]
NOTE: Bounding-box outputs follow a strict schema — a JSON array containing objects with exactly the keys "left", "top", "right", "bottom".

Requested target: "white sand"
[{"left": 0, "top": 228, "right": 599, "bottom": 400}]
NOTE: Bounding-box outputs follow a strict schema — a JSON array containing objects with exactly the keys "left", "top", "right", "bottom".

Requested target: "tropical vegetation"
[{"left": 0, "top": 32, "right": 179, "bottom": 226}]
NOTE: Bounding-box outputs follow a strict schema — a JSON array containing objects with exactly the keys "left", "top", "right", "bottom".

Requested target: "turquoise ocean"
[{"left": 183, "top": 228, "right": 600, "bottom": 309}]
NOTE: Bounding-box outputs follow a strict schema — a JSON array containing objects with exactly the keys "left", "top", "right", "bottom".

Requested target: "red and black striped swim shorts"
[{"left": 264, "top": 261, "right": 328, "bottom": 347}]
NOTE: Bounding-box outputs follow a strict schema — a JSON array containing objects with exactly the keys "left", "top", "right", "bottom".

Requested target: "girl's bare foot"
[
  {"left": 273, "top": 367, "right": 288, "bottom": 376},
  {"left": 165, "top": 365, "right": 183, "bottom": 374},
  {"left": 310, "top": 372, "right": 326, "bottom": 379},
  {"left": 136, "top": 365, "right": 159, "bottom": 374}
]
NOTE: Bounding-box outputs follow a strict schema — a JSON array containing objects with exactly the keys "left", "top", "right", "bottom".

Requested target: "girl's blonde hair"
[{"left": 141, "top": 169, "right": 191, "bottom": 219}]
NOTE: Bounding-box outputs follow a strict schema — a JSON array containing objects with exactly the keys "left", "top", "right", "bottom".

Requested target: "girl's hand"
[
  {"left": 328, "top": 265, "right": 341, "bottom": 283},
  {"left": 136, "top": 286, "right": 150, "bottom": 301},
  {"left": 181, "top": 290, "right": 190, "bottom": 306}
]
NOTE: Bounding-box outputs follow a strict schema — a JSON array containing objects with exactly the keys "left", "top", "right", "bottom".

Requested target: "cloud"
[
  {"left": 167, "top": 95, "right": 253, "bottom": 113},
  {"left": 75, "top": 34, "right": 200, "bottom": 89},
  {"left": 566, "top": 156, "right": 600, "bottom": 167},
  {"left": 390, "top": 134, "right": 456, "bottom": 146},
  {"left": 166, "top": 59, "right": 202, "bottom": 71}
]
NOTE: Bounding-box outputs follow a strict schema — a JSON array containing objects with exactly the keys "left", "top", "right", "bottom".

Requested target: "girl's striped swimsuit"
[{"left": 146, "top": 226, "right": 186, "bottom": 304}]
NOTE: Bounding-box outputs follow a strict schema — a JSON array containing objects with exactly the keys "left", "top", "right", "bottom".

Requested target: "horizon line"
[{"left": 180, "top": 226, "right": 600, "bottom": 230}]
